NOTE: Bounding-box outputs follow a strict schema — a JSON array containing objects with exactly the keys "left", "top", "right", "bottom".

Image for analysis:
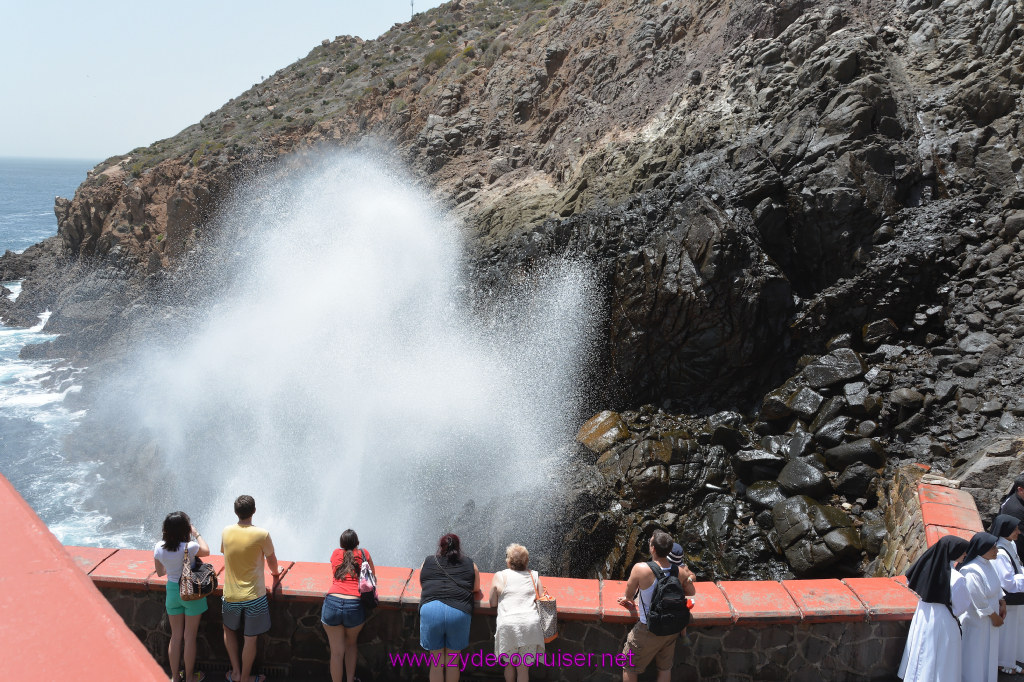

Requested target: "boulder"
[
  {"left": 860, "top": 516, "right": 887, "bottom": 555},
  {"left": 772, "top": 496, "right": 856, "bottom": 576},
  {"left": 746, "top": 480, "right": 787, "bottom": 510},
  {"left": 958, "top": 331, "right": 998, "bottom": 354},
  {"left": 732, "top": 448, "right": 786, "bottom": 482},
  {"left": 835, "top": 462, "right": 878, "bottom": 499},
  {"left": 824, "top": 438, "right": 885, "bottom": 470},
  {"left": 577, "top": 411, "right": 630, "bottom": 454},
  {"left": 788, "top": 387, "right": 825, "bottom": 420},
  {"left": 814, "top": 415, "right": 853, "bottom": 446},
  {"left": 862, "top": 318, "right": 897, "bottom": 346},
  {"left": 777, "top": 459, "right": 832, "bottom": 499},
  {"left": 802, "top": 348, "right": 867, "bottom": 388},
  {"left": 890, "top": 388, "right": 925, "bottom": 409}
]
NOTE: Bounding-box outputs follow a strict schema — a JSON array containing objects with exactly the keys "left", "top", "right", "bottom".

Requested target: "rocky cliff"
[{"left": 2, "top": 0, "right": 1023, "bottom": 580}]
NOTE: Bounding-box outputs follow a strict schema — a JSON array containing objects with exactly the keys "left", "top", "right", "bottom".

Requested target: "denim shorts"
[
  {"left": 321, "top": 595, "right": 366, "bottom": 628},
  {"left": 419, "top": 600, "right": 471, "bottom": 651}
]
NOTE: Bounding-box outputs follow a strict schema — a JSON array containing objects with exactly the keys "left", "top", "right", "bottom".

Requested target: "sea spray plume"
[{"left": 84, "top": 148, "right": 602, "bottom": 567}]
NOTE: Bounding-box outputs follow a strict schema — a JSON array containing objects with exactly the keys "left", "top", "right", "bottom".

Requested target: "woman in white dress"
[
  {"left": 899, "top": 534, "right": 971, "bottom": 682},
  {"left": 991, "top": 515, "right": 1024, "bottom": 675},
  {"left": 489, "top": 544, "right": 545, "bottom": 682},
  {"left": 959, "top": 532, "right": 1005, "bottom": 682}
]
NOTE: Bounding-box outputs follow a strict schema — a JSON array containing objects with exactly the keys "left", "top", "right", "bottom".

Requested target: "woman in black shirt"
[{"left": 419, "top": 533, "right": 480, "bottom": 682}]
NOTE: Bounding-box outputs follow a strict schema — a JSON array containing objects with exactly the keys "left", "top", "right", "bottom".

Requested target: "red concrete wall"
[{"left": 0, "top": 475, "right": 168, "bottom": 681}]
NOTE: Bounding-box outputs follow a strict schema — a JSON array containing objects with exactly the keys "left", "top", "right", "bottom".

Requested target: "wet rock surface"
[{"left": 4, "top": 0, "right": 1024, "bottom": 580}]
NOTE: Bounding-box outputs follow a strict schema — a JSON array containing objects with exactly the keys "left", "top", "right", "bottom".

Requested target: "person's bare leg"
[
  {"left": 429, "top": 649, "right": 446, "bottom": 682},
  {"left": 504, "top": 663, "right": 515, "bottom": 682},
  {"left": 516, "top": 659, "right": 530, "bottom": 682},
  {"left": 622, "top": 670, "right": 638, "bottom": 682},
  {"left": 168, "top": 613, "right": 185, "bottom": 680},
  {"left": 183, "top": 614, "right": 202, "bottom": 682},
  {"left": 223, "top": 626, "right": 241, "bottom": 682},
  {"left": 655, "top": 669, "right": 671, "bottom": 682},
  {"left": 343, "top": 623, "right": 364, "bottom": 681},
  {"left": 323, "top": 624, "right": 344, "bottom": 682},
  {"left": 446, "top": 649, "right": 461, "bottom": 682},
  {"left": 240, "top": 635, "right": 259, "bottom": 682}
]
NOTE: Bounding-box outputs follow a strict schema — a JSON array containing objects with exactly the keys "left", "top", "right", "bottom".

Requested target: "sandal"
[{"left": 999, "top": 666, "right": 1022, "bottom": 675}]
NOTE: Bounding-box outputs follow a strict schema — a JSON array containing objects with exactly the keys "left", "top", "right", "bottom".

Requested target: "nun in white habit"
[
  {"left": 991, "top": 515, "right": 1024, "bottom": 674},
  {"left": 959, "top": 532, "right": 1005, "bottom": 682},
  {"left": 899, "top": 534, "right": 971, "bottom": 682}
]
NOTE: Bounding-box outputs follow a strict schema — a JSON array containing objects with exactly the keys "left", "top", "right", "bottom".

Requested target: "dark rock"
[
  {"left": 814, "top": 415, "right": 852, "bottom": 447},
  {"left": 809, "top": 396, "right": 845, "bottom": 432},
  {"left": 980, "top": 400, "right": 1004, "bottom": 415},
  {"left": 732, "top": 449, "right": 786, "bottom": 482},
  {"left": 786, "top": 430, "right": 814, "bottom": 459},
  {"left": 802, "top": 349, "right": 867, "bottom": 388},
  {"left": 959, "top": 331, "right": 999, "bottom": 353},
  {"left": 958, "top": 395, "right": 979, "bottom": 414},
  {"left": 826, "top": 333, "right": 854, "bottom": 351},
  {"left": 746, "top": 481, "right": 787, "bottom": 510},
  {"left": 788, "top": 387, "right": 825, "bottom": 420},
  {"left": 933, "top": 379, "right": 958, "bottom": 402},
  {"left": 890, "top": 388, "right": 925, "bottom": 409},
  {"left": 771, "top": 496, "right": 855, "bottom": 576},
  {"left": 628, "top": 465, "right": 670, "bottom": 505},
  {"left": 860, "top": 517, "right": 887, "bottom": 555},
  {"left": 862, "top": 318, "right": 897, "bottom": 346},
  {"left": 855, "top": 420, "right": 877, "bottom": 437},
  {"left": 777, "top": 459, "right": 832, "bottom": 499},
  {"left": 824, "top": 438, "right": 885, "bottom": 470},
  {"left": 823, "top": 527, "right": 863, "bottom": 562},
  {"left": 954, "top": 359, "right": 980, "bottom": 376},
  {"left": 835, "top": 462, "right": 878, "bottom": 499}
]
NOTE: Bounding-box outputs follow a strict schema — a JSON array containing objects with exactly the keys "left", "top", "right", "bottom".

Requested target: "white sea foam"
[{"left": 94, "top": 150, "right": 601, "bottom": 566}]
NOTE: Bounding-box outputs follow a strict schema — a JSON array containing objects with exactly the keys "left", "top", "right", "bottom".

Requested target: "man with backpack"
[{"left": 616, "top": 531, "right": 696, "bottom": 682}]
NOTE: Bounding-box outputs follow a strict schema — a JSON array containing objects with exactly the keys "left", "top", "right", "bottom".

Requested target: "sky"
[{"left": 0, "top": 0, "right": 447, "bottom": 160}]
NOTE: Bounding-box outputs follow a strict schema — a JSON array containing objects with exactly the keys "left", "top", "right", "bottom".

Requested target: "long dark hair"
[
  {"left": 334, "top": 529, "right": 360, "bottom": 580},
  {"left": 436, "top": 533, "right": 462, "bottom": 563},
  {"left": 162, "top": 511, "right": 191, "bottom": 552}
]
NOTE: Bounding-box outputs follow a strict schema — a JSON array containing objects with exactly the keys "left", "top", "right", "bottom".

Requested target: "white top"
[
  {"left": 493, "top": 569, "right": 541, "bottom": 618},
  {"left": 994, "top": 538, "right": 1024, "bottom": 594},
  {"left": 492, "top": 569, "right": 545, "bottom": 655},
  {"left": 959, "top": 556, "right": 1002, "bottom": 623},
  {"left": 153, "top": 540, "right": 200, "bottom": 583}
]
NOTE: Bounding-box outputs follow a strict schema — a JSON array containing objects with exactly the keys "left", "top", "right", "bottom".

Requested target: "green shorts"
[{"left": 166, "top": 581, "right": 209, "bottom": 616}]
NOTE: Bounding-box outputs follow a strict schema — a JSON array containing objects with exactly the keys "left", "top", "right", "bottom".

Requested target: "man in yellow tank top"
[{"left": 220, "top": 495, "right": 280, "bottom": 682}]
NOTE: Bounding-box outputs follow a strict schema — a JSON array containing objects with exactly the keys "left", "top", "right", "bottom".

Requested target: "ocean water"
[
  {"left": 0, "top": 157, "right": 93, "bottom": 253},
  {"left": 0, "top": 157, "right": 124, "bottom": 546}
]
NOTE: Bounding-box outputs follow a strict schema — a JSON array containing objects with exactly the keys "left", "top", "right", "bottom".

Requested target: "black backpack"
[{"left": 640, "top": 562, "right": 691, "bottom": 635}]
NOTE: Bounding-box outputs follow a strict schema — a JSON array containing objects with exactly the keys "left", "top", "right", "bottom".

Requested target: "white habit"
[
  {"left": 994, "top": 538, "right": 1024, "bottom": 668},
  {"left": 899, "top": 562, "right": 970, "bottom": 681},
  {"left": 959, "top": 557, "right": 1002, "bottom": 682}
]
